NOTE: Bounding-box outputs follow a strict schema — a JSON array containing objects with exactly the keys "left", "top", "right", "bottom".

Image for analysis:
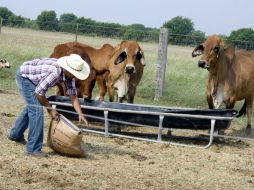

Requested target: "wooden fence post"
[
  {"left": 0, "top": 18, "right": 3, "bottom": 35},
  {"left": 75, "top": 23, "right": 79, "bottom": 42},
  {"left": 154, "top": 28, "right": 168, "bottom": 100}
]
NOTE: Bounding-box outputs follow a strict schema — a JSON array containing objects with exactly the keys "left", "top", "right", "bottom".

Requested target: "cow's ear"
[
  {"left": 192, "top": 44, "right": 204, "bottom": 57},
  {"left": 224, "top": 44, "right": 235, "bottom": 62},
  {"left": 137, "top": 50, "right": 145, "bottom": 66},
  {"left": 115, "top": 51, "right": 127, "bottom": 65}
]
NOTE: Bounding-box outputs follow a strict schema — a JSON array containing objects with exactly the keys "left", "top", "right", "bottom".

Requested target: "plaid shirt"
[{"left": 20, "top": 57, "right": 77, "bottom": 96}]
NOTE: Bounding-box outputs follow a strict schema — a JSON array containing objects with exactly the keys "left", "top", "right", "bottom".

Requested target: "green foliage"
[
  {"left": 0, "top": 7, "right": 14, "bottom": 25},
  {"left": 76, "top": 17, "right": 97, "bottom": 34},
  {"left": 7, "top": 15, "right": 25, "bottom": 27},
  {"left": 227, "top": 28, "right": 254, "bottom": 50},
  {"left": 191, "top": 30, "right": 205, "bottom": 42},
  {"left": 36, "top": 10, "right": 59, "bottom": 31},
  {"left": 163, "top": 16, "right": 194, "bottom": 35},
  {"left": 0, "top": 7, "right": 27, "bottom": 27},
  {"left": 122, "top": 24, "right": 147, "bottom": 41},
  {"left": 59, "top": 13, "right": 78, "bottom": 33},
  {"left": 24, "top": 19, "right": 38, "bottom": 29},
  {"left": 95, "top": 22, "right": 124, "bottom": 38},
  {"left": 163, "top": 16, "right": 205, "bottom": 46}
]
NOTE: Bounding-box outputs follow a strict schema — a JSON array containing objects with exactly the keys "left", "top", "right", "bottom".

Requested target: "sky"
[{"left": 0, "top": 0, "right": 253, "bottom": 36}]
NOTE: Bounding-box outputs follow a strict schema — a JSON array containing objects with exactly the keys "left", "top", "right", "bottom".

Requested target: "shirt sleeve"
[{"left": 35, "top": 72, "right": 59, "bottom": 96}]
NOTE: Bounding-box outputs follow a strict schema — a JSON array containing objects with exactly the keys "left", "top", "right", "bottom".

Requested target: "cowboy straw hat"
[{"left": 57, "top": 54, "right": 90, "bottom": 80}]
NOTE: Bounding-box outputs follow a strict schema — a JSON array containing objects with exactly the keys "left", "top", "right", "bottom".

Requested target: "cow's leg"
[
  {"left": 96, "top": 73, "right": 108, "bottom": 101},
  {"left": 206, "top": 94, "right": 214, "bottom": 109},
  {"left": 246, "top": 96, "right": 253, "bottom": 129},
  {"left": 83, "top": 79, "right": 96, "bottom": 99},
  {"left": 107, "top": 84, "right": 114, "bottom": 102},
  {"left": 225, "top": 97, "right": 236, "bottom": 109},
  {"left": 83, "top": 70, "right": 97, "bottom": 99},
  {"left": 108, "top": 87, "right": 114, "bottom": 102},
  {"left": 127, "top": 85, "right": 136, "bottom": 104}
]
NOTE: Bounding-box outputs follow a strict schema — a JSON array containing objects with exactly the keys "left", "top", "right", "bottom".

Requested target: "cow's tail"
[{"left": 236, "top": 99, "right": 246, "bottom": 118}]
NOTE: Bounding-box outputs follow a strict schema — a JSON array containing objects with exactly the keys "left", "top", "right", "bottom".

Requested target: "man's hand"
[
  {"left": 78, "top": 113, "right": 89, "bottom": 127},
  {"left": 50, "top": 109, "right": 60, "bottom": 121},
  {"left": 70, "top": 95, "right": 89, "bottom": 127},
  {"left": 36, "top": 94, "right": 59, "bottom": 121}
]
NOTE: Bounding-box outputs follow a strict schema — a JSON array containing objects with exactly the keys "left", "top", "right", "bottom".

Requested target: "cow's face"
[
  {"left": 0, "top": 59, "right": 10, "bottom": 69},
  {"left": 107, "top": 41, "right": 145, "bottom": 102},
  {"left": 192, "top": 35, "right": 224, "bottom": 71}
]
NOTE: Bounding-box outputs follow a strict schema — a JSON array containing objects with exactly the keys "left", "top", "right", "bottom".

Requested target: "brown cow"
[
  {"left": 50, "top": 42, "right": 114, "bottom": 98},
  {"left": 192, "top": 34, "right": 254, "bottom": 132},
  {"left": 0, "top": 59, "right": 10, "bottom": 71},
  {"left": 103, "top": 40, "right": 145, "bottom": 103}
]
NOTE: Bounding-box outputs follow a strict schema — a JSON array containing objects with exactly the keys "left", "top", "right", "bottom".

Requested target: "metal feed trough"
[{"left": 48, "top": 96, "right": 238, "bottom": 148}]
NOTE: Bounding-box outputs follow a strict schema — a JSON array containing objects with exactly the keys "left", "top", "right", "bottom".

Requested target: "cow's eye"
[
  {"left": 213, "top": 46, "right": 220, "bottom": 54},
  {"left": 136, "top": 51, "right": 142, "bottom": 60}
]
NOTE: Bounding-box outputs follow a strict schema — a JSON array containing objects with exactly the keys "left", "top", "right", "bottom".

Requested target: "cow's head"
[
  {"left": 0, "top": 59, "right": 10, "bottom": 70},
  {"left": 192, "top": 35, "right": 225, "bottom": 71},
  {"left": 107, "top": 41, "right": 145, "bottom": 102}
]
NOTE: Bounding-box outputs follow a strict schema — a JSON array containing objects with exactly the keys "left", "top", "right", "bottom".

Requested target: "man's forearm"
[
  {"left": 70, "top": 95, "right": 83, "bottom": 115},
  {"left": 35, "top": 94, "right": 52, "bottom": 112}
]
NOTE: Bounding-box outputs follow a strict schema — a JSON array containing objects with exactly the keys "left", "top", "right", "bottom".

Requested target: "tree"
[
  {"left": 227, "top": 28, "right": 254, "bottom": 50},
  {"left": 130, "top": 24, "right": 146, "bottom": 30},
  {"left": 76, "top": 17, "right": 96, "bottom": 35},
  {"left": 163, "top": 16, "right": 194, "bottom": 35},
  {"left": 36, "top": 10, "right": 59, "bottom": 31},
  {"left": 0, "top": 7, "right": 14, "bottom": 25},
  {"left": 95, "top": 22, "right": 123, "bottom": 38},
  {"left": 122, "top": 24, "right": 144, "bottom": 41},
  {"left": 8, "top": 15, "right": 26, "bottom": 27},
  {"left": 59, "top": 13, "right": 77, "bottom": 33},
  {"left": 191, "top": 30, "right": 206, "bottom": 45},
  {"left": 163, "top": 16, "right": 195, "bottom": 45}
]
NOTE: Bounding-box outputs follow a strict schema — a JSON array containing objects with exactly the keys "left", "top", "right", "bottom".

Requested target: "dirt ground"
[{"left": 1, "top": 90, "right": 254, "bottom": 190}]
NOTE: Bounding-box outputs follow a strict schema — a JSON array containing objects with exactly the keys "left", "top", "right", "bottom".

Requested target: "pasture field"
[{"left": 0, "top": 27, "right": 254, "bottom": 190}]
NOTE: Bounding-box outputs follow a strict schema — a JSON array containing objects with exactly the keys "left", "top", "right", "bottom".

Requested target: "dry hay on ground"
[{"left": 1, "top": 92, "right": 254, "bottom": 190}]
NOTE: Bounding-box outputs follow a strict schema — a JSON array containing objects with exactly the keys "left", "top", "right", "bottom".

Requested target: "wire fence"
[{"left": 2, "top": 17, "right": 254, "bottom": 50}]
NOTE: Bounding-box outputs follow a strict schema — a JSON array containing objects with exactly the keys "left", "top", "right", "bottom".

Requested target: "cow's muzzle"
[
  {"left": 198, "top": 60, "right": 209, "bottom": 69},
  {"left": 125, "top": 65, "right": 135, "bottom": 74}
]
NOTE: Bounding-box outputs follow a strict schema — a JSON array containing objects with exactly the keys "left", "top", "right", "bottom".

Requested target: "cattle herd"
[
  {"left": 1, "top": 35, "right": 254, "bottom": 133},
  {"left": 50, "top": 40, "right": 145, "bottom": 103}
]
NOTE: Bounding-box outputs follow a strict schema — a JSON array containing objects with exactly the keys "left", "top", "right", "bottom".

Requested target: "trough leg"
[
  {"left": 204, "top": 119, "right": 216, "bottom": 148},
  {"left": 104, "top": 110, "right": 109, "bottom": 137},
  {"left": 157, "top": 115, "right": 164, "bottom": 141}
]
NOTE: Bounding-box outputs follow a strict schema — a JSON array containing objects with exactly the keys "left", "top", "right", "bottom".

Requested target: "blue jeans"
[{"left": 9, "top": 70, "right": 44, "bottom": 153}]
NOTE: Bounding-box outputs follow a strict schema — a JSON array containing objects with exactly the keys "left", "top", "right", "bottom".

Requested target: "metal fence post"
[
  {"left": 154, "top": 28, "right": 168, "bottom": 100},
  {"left": 75, "top": 23, "right": 79, "bottom": 42}
]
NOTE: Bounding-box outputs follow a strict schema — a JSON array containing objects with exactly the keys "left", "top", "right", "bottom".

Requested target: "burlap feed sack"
[{"left": 47, "top": 114, "right": 85, "bottom": 157}]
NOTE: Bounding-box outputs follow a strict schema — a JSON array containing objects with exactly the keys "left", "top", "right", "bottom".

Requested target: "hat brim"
[{"left": 57, "top": 56, "right": 90, "bottom": 80}]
